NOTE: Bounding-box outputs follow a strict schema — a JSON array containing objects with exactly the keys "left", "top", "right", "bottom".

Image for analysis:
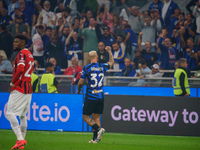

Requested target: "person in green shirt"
[
  {"left": 40, "top": 63, "right": 59, "bottom": 93},
  {"left": 79, "top": 17, "right": 99, "bottom": 66}
]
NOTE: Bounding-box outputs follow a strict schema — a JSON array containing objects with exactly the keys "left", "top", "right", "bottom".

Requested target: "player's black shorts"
[{"left": 82, "top": 97, "right": 104, "bottom": 115}]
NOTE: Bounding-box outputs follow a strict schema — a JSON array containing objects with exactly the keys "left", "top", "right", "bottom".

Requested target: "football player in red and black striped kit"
[{"left": 6, "top": 34, "right": 34, "bottom": 149}]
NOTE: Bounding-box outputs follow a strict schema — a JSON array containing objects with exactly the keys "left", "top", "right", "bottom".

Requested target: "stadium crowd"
[{"left": 0, "top": 0, "right": 200, "bottom": 84}]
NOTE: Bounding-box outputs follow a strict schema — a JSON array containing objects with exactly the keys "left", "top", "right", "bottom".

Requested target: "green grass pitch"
[{"left": 0, "top": 129, "right": 200, "bottom": 150}]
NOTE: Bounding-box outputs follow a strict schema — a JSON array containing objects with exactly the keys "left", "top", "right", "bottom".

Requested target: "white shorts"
[{"left": 6, "top": 90, "right": 32, "bottom": 116}]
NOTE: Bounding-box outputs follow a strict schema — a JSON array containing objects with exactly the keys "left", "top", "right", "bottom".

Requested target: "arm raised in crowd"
[
  {"left": 138, "top": 32, "right": 143, "bottom": 51},
  {"left": 105, "top": 46, "right": 114, "bottom": 68}
]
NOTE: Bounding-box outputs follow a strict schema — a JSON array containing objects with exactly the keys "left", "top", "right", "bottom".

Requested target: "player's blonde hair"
[{"left": 89, "top": 51, "right": 97, "bottom": 60}]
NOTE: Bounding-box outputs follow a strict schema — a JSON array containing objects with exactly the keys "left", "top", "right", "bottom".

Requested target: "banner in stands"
[
  {"left": 0, "top": 93, "right": 83, "bottom": 131},
  {"left": 102, "top": 95, "right": 200, "bottom": 136}
]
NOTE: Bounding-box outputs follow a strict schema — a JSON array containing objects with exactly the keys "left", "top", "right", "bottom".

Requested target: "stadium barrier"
[
  {"left": 0, "top": 93, "right": 199, "bottom": 136},
  {"left": 102, "top": 95, "right": 200, "bottom": 136}
]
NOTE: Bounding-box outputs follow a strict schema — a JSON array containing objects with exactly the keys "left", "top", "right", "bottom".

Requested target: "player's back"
[
  {"left": 13, "top": 49, "right": 34, "bottom": 94},
  {"left": 81, "top": 63, "right": 109, "bottom": 100}
]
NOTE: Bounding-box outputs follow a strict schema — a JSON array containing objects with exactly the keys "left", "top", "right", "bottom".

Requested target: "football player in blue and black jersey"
[{"left": 77, "top": 46, "right": 114, "bottom": 143}]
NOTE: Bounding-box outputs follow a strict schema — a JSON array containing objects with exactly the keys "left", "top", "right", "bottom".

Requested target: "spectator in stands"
[
  {"left": 69, "top": 0, "right": 81, "bottom": 22},
  {"left": 172, "top": 26, "right": 187, "bottom": 59},
  {"left": 79, "top": 17, "right": 99, "bottom": 66},
  {"left": 161, "top": 0, "right": 179, "bottom": 30},
  {"left": 31, "top": 25, "right": 45, "bottom": 67},
  {"left": 0, "top": 50, "right": 13, "bottom": 74},
  {"left": 158, "top": 33, "right": 177, "bottom": 69},
  {"left": 0, "top": 23, "right": 13, "bottom": 60},
  {"left": 112, "top": 15, "right": 121, "bottom": 35},
  {"left": 7, "top": 15, "right": 27, "bottom": 38},
  {"left": 112, "top": 41, "right": 126, "bottom": 76},
  {"left": 102, "top": 5, "right": 113, "bottom": 33},
  {"left": 97, "top": 0, "right": 110, "bottom": 13},
  {"left": 113, "top": 0, "right": 130, "bottom": 20},
  {"left": 46, "top": 35, "right": 64, "bottom": 68},
  {"left": 123, "top": 24, "right": 137, "bottom": 61},
  {"left": 138, "top": 32, "right": 158, "bottom": 68},
  {"left": 66, "top": 31, "right": 83, "bottom": 67},
  {"left": 0, "top": 8, "right": 13, "bottom": 26},
  {"left": 140, "top": 64, "right": 163, "bottom": 87},
  {"left": 37, "top": 0, "right": 54, "bottom": 27},
  {"left": 22, "top": 29, "right": 32, "bottom": 49},
  {"left": 150, "top": 10, "right": 162, "bottom": 35},
  {"left": 18, "top": 0, "right": 36, "bottom": 27},
  {"left": 128, "top": 59, "right": 151, "bottom": 87},
  {"left": 149, "top": 0, "right": 163, "bottom": 15},
  {"left": 37, "top": 0, "right": 57, "bottom": 12},
  {"left": 169, "top": 9, "right": 182, "bottom": 37},
  {"left": 97, "top": 42, "right": 109, "bottom": 63},
  {"left": 53, "top": 7, "right": 71, "bottom": 27},
  {"left": 115, "top": 20, "right": 127, "bottom": 38},
  {"left": 82, "top": 0, "right": 98, "bottom": 17},
  {"left": 186, "top": 0, "right": 198, "bottom": 13},
  {"left": 31, "top": 64, "right": 39, "bottom": 93},
  {"left": 70, "top": 17, "right": 80, "bottom": 32},
  {"left": 184, "top": 13, "right": 196, "bottom": 39},
  {"left": 139, "top": 16, "right": 158, "bottom": 52},
  {"left": 83, "top": 10, "right": 93, "bottom": 28},
  {"left": 43, "top": 57, "right": 62, "bottom": 75},
  {"left": 63, "top": 57, "right": 82, "bottom": 84},
  {"left": 185, "top": 38, "right": 199, "bottom": 70},
  {"left": 128, "top": 6, "right": 143, "bottom": 36},
  {"left": 170, "top": 60, "right": 179, "bottom": 77},
  {"left": 4, "top": 0, "right": 19, "bottom": 16},
  {"left": 54, "top": 1, "right": 64, "bottom": 13},
  {"left": 102, "top": 26, "right": 116, "bottom": 47},
  {"left": 40, "top": 62, "right": 59, "bottom": 93},
  {"left": 117, "top": 35, "right": 126, "bottom": 51},
  {"left": 193, "top": 2, "right": 200, "bottom": 48},
  {"left": 121, "top": 58, "right": 136, "bottom": 76},
  {"left": 96, "top": 11, "right": 104, "bottom": 27}
]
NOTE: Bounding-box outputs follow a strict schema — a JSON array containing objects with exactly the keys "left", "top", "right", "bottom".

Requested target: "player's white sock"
[
  {"left": 19, "top": 116, "right": 27, "bottom": 139},
  {"left": 12, "top": 126, "right": 24, "bottom": 140},
  {"left": 6, "top": 113, "right": 24, "bottom": 140}
]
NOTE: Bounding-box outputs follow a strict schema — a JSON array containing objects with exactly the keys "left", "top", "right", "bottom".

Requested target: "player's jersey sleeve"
[
  {"left": 80, "top": 67, "right": 86, "bottom": 79},
  {"left": 18, "top": 51, "right": 26, "bottom": 67}
]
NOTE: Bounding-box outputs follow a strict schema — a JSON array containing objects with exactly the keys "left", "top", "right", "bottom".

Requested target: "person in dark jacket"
[
  {"left": 0, "top": 23, "right": 13, "bottom": 60},
  {"left": 121, "top": 58, "right": 136, "bottom": 76}
]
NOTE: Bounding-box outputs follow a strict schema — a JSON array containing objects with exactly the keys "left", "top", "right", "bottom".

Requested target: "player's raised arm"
[{"left": 105, "top": 46, "right": 114, "bottom": 69}]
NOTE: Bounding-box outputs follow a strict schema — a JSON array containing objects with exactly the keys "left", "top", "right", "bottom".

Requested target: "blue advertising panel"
[
  {"left": 103, "top": 87, "right": 198, "bottom": 97},
  {"left": 0, "top": 93, "right": 83, "bottom": 131}
]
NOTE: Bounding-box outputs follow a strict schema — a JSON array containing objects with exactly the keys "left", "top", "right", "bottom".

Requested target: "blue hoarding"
[{"left": 0, "top": 93, "right": 84, "bottom": 131}]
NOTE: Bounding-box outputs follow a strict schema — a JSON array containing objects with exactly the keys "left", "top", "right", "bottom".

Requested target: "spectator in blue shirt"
[
  {"left": 101, "top": 26, "right": 116, "bottom": 47},
  {"left": 149, "top": 0, "right": 163, "bottom": 15},
  {"left": 158, "top": 34, "right": 177, "bottom": 69},
  {"left": 0, "top": 8, "right": 12, "bottom": 26},
  {"left": 43, "top": 57, "right": 62, "bottom": 75},
  {"left": 19, "top": 0, "right": 36, "bottom": 27},
  {"left": 121, "top": 58, "right": 136, "bottom": 76},
  {"left": 161, "top": 0, "right": 179, "bottom": 30},
  {"left": 185, "top": 38, "right": 199, "bottom": 70}
]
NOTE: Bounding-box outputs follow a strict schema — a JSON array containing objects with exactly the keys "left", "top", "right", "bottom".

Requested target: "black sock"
[
  {"left": 91, "top": 124, "right": 100, "bottom": 132},
  {"left": 93, "top": 131, "right": 97, "bottom": 140}
]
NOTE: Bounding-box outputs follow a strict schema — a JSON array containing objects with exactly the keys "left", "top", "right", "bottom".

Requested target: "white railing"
[{"left": 36, "top": 68, "right": 197, "bottom": 73}]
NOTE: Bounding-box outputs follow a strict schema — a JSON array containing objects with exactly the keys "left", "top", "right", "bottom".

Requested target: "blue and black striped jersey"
[{"left": 81, "top": 63, "right": 110, "bottom": 100}]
